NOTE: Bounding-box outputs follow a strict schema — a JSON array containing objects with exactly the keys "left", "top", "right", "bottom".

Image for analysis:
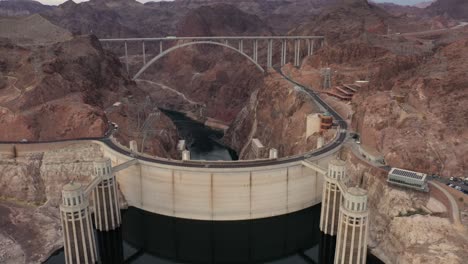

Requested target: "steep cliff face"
[
  {"left": 223, "top": 72, "right": 329, "bottom": 159},
  {"left": 427, "top": 0, "right": 468, "bottom": 19},
  {"left": 0, "top": 32, "right": 179, "bottom": 157},
  {"left": 0, "top": 35, "right": 114, "bottom": 141},
  {"left": 352, "top": 39, "right": 468, "bottom": 177},
  {"left": 0, "top": 143, "right": 106, "bottom": 264},
  {"left": 344, "top": 148, "right": 468, "bottom": 264}
]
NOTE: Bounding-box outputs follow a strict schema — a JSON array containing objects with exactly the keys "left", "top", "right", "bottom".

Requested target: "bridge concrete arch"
[{"left": 133, "top": 41, "right": 265, "bottom": 80}]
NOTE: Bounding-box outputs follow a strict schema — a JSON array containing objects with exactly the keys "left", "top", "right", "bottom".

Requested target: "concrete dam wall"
[
  {"left": 1, "top": 140, "right": 331, "bottom": 221},
  {"left": 96, "top": 142, "right": 328, "bottom": 221}
]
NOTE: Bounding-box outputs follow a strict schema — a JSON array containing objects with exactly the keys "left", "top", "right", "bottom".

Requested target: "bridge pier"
[
  {"left": 281, "top": 39, "right": 287, "bottom": 66},
  {"left": 92, "top": 158, "right": 121, "bottom": 231},
  {"left": 267, "top": 39, "right": 273, "bottom": 68},
  {"left": 60, "top": 182, "right": 97, "bottom": 264},
  {"left": 308, "top": 40, "right": 314, "bottom": 56},
  {"left": 294, "top": 39, "right": 301, "bottom": 67},
  {"left": 239, "top": 39, "right": 244, "bottom": 53},
  {"left": 253, "top": 39, "right": 258, "bottom": 63},
  {"left": 142, "top": 41, "right": 146, "bottom": 65},
  {"left": 124, "top": 41, "right": 129, "bottom": 74}
]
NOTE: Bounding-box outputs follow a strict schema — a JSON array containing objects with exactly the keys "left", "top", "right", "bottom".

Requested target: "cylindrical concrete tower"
[
  {"left": 92, "top": 158, "right": 121, "bottom": 231},
  {"left": 60, "top": 182, "right": 97, "bottom": 264},
  {"left": 334, "top": 187, "right": 369, "bottom": 264},
  {"left": 320, "top": 159, "right": 346, "bottom": 235},
  {"left": 182, "top": 150, "right": 191, "bottom": 161}
]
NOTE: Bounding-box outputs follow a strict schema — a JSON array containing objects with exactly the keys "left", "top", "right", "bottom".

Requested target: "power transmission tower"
[{"left": 321, "top": 68, "right": 332, "bottom": 89}]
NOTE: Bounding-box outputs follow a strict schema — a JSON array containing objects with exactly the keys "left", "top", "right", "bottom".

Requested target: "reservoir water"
[{"left": 45, "top": 111, "right": 384, "bottom": 264}]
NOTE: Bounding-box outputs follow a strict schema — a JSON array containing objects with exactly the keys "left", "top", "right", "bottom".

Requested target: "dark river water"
[
  {"left": 161, "top": 109, "right": 238, "bottom": 161},
  {"left": 45, "top": 111, "right": 384, "bottom": 264}
]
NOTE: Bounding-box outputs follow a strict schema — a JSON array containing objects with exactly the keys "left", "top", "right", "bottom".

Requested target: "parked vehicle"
[
  {"left": 455, "top": 186, "right": 462, "bottom": 191},
  {"left": 450, "top": 177, "right": 454, "bottom": 181}
]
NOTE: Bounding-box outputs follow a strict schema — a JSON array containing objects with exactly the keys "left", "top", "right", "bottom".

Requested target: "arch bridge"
[{"left": 99, "top": 36, "right": 325, "bottom": 79}]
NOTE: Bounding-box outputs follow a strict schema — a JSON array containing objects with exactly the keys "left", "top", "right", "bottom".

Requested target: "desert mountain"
[
  {"left": 427, "top": 0, "right": 468, "bottom": 19},
  {"left": 0, "top": 0, "right": 52, "bottom": 17},
  {"left": 0, "top": 14, "right": 72, "bottom": 45}
]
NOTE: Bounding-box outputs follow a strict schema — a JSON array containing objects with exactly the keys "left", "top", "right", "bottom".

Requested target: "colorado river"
[{"left": 161, "top": 109, "right": 238, "bottom": 161}]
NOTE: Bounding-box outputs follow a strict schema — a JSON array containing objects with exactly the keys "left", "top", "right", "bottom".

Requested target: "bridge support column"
[
  {"left": 320, "top": 159, "right": 346, "bottom": 236},
  {"left": 142, "top": 41, "right": 146, "bottom": 65},
  {"left": 334, "top": 187, "right": 369, "bottom": 264},
  {"left": 281, "top": 39, "right": 287, "bottom": 66},
  {"left": 253, "top": 40, "right": 258, "bottom": 63},
  {"left": 159, "top": 41, "right": 163, "bottom": 54},
  {"left": 92, "top": 158, "right": 121, "bottom": 231},
  {"left": 239, "top": 40, "right": 244, "bottom": 53},
  {"left": 267, "top": 39, "right": 273, "bottom": 68},
  {"left": 308, "top": 40, "right": 314, "bottom": 56},
  {"left": 294, "top": 39, "right": 301, "bottom": 67},
  {"left": 60, "top": 182, "right": 97, "bottom": 264},
  {"left": 124, "top": 41, "right": 129, "bottom": 74}
]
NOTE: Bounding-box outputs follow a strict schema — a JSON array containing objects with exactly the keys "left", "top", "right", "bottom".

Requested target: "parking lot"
[{"left": 430, "top": 175, "right": 468, "bottom": 195}]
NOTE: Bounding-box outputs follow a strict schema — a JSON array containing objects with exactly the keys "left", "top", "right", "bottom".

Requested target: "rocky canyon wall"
[
  {"left": 0, "top": 143, "right": 107, "bottom": 264},
  {"left": 343, "top": 147, "right": 468, "bottom": 264},
  {"left": 223, "top": 71, "right": 331, "bottom": 159}
]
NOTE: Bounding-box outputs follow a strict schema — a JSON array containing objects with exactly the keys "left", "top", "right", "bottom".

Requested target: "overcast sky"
[
  {"left": 35, "top": 0, "right": 428, "bottom": 7},
  {"left": 372, "top": 0, "right": 428, "bottom": 5}
]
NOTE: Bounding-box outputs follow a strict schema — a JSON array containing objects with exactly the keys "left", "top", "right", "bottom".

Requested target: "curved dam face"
[{"left": 97, "top": 141, "right": 330, "bottom": 221}]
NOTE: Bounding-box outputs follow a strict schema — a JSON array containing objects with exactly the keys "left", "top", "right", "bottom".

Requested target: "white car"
[{"left": 455, "top": 186, "right": 462, "bottom": 191}]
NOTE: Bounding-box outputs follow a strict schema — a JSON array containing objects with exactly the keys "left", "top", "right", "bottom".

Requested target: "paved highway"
[{"left": 0, "top": 71, "right": 348, "bottom": 168}]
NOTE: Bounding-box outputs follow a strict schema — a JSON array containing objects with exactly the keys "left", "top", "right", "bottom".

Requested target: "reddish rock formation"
[
  {"left": 427, "top": 0, "right": 468, "bottom": 20},
  {"left": 0, "top": 33, "right": 179, "bottom": 157},
  {"left": 224, "top": 71, "right": 330, "bottom": 159},
  {"left": 352, "top": 39, "right": 468, "bottom": 177},
  {"left": 137, "top": 4, "right": 270, "bottom": 124},
  {"left": 289, "top": 0, "right": 467, "bottom": 178}
]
